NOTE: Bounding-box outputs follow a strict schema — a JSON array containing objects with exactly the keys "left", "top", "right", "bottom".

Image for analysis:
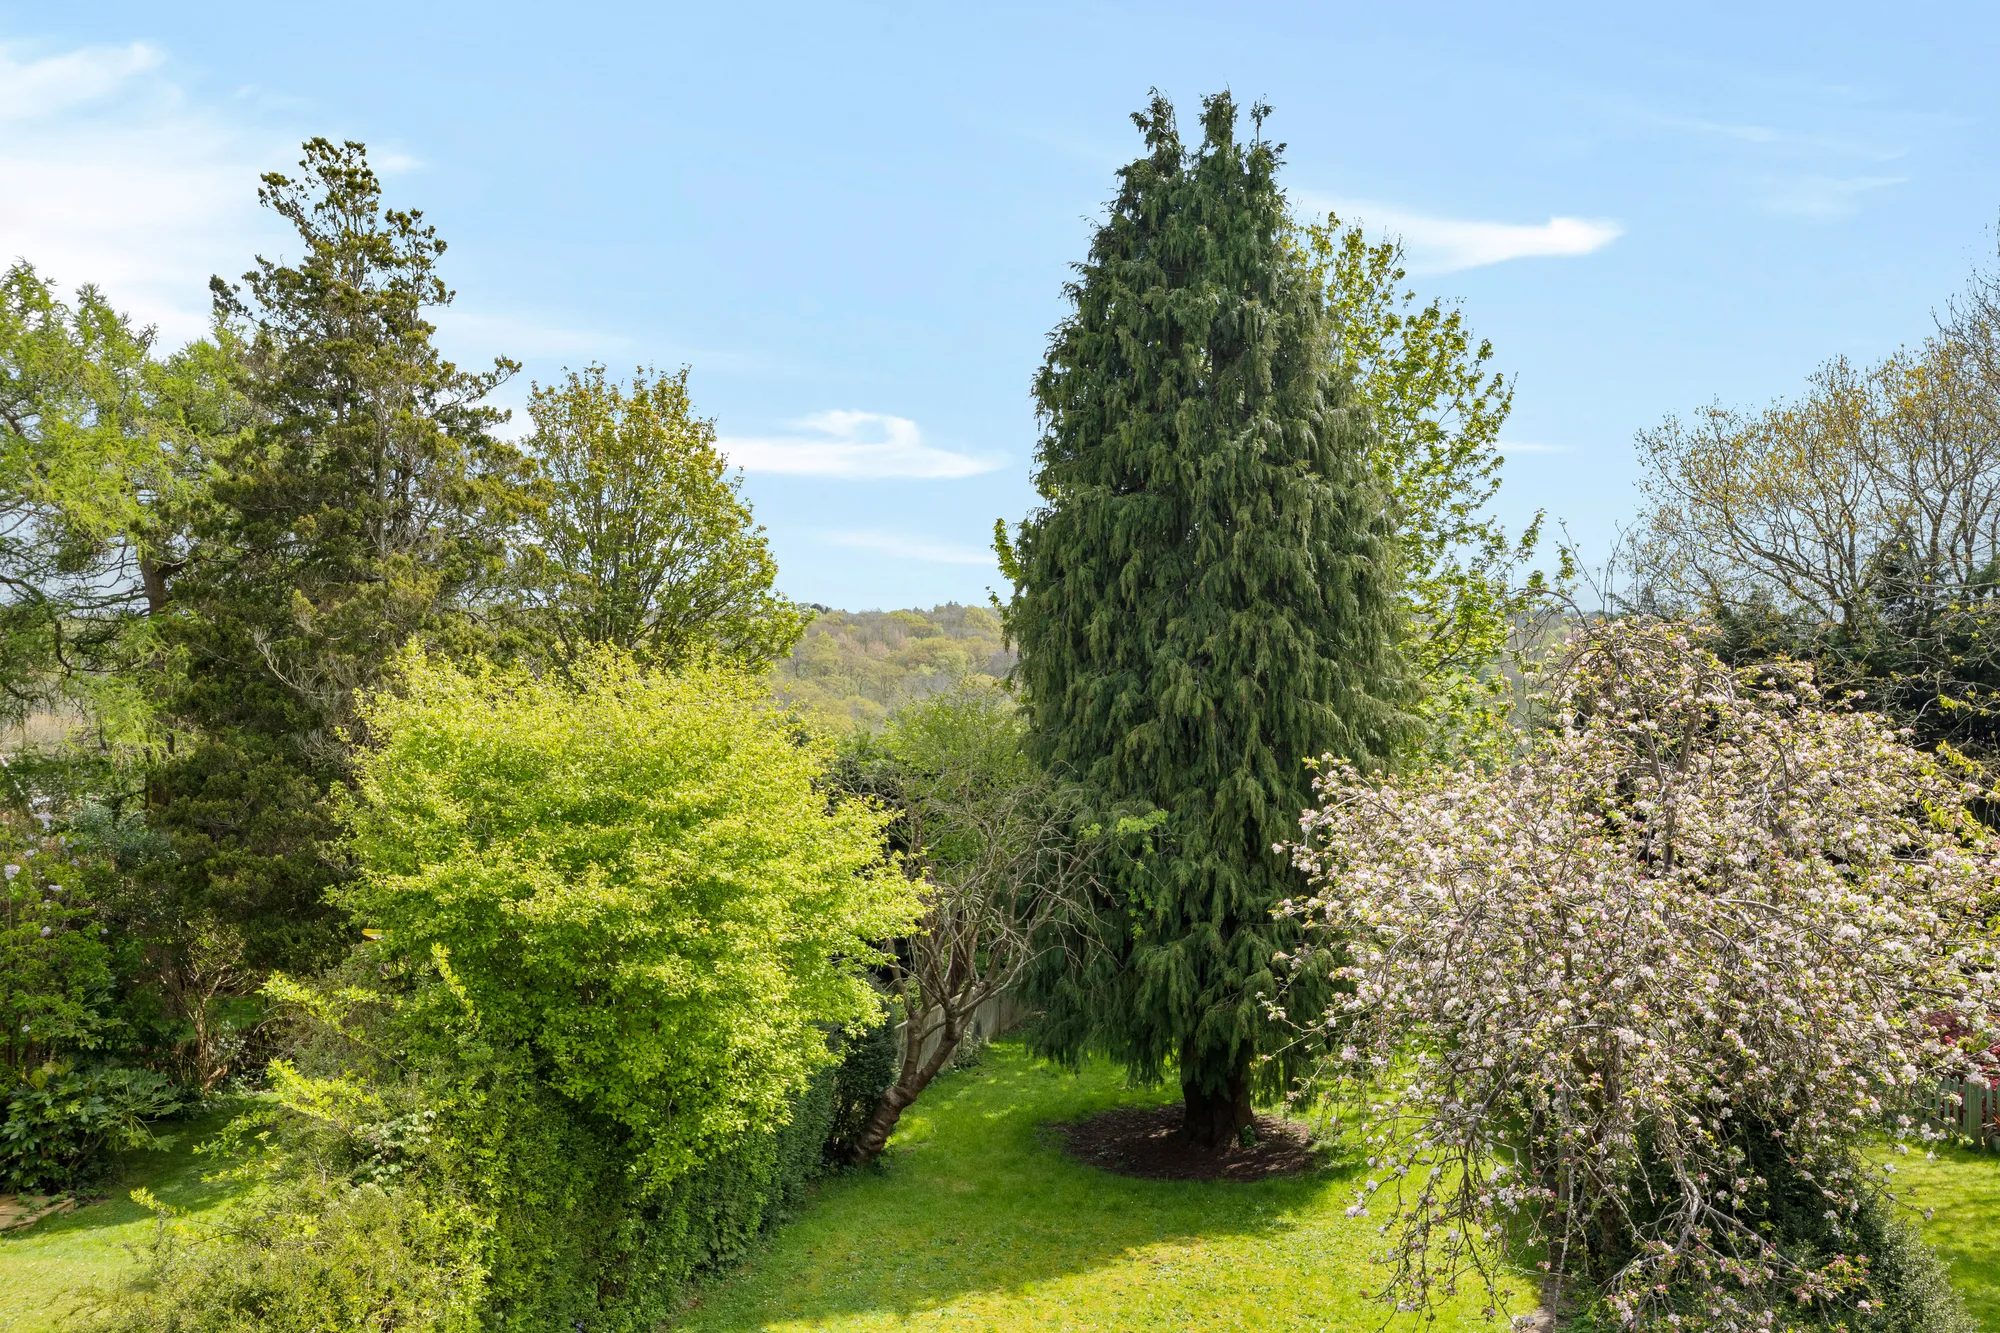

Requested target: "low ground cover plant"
[{"left": 1283, "top": 619, "right": 2000, "bottom": 1330}]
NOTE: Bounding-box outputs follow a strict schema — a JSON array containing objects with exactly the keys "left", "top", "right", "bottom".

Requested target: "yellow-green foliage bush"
[
  {"left": 344, "top": 648, "right": 918, "bottom": 1185},
  {"left": 90, "top": 650, "right": 917, "bottom": 1331}
]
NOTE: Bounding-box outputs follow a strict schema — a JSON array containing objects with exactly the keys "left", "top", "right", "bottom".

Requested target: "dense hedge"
[
  {"left": 476, "top": 1060, "right": 842, "bottom": 1331},
  {"left": 89, "top": 1046, "right": 854, "bottom": 1333}
]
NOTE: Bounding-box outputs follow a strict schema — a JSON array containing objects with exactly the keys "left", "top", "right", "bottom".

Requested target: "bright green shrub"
[
  {"left": 86, "top": 1045, "right": 845, "bottom": 1333},
  {"left": 83, "top": 1175, "right": 487, "bottom": 1333},
  {"left": 341, "top": 647, "right": 918, "bottom": 1188},
  {"left": 471, "top": 1062, "right": 842, "bottom": 1330},
  {"left": 91, "top": 651, "right": 911, "bottom": 1329}
]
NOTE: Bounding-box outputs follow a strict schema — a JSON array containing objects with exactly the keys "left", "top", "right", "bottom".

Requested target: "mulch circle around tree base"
[{"left": 1051, "top": 1105, "right": 1320, "bottom": 1182}]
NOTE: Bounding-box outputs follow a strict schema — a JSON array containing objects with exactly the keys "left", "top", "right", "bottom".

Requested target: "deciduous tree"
[
  {"left": 1284, "top": 619, "right": 2000, "bottom": 1328},
  {"left": 1306, "top": 215, "right": 1564, "bottom": 759},
  {"left": 1630, "top": 249, "right": 2000, "bottom": 759},
  {"left": 831, "top": 683, "right": 1096, "bottom": 1161},
  {"left": 515, "top": 364, "right": 806, "bottom": 672}
]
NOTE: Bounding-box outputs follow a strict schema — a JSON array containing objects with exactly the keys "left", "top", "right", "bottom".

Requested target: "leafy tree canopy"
[
  {"left": 515, "top": 363, "right": 806, "bottom": 673},
  {"left": 342, "top": 647, "right": 920, "bottom": 1185},
  {"left": 1305, "top": 215, "right": 1566, "bottom": 760}
]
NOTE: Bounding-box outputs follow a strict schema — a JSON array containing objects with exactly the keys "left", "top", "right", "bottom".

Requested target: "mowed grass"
[
  {"left": 0, "top": 1107, "right": 242, "bottom": 1333},
  {"left": 677, "top": 1041, "right": 1529, "bottom": 1333},
  {"left": 1876, "top": 1141, "right": 2000, "bottom": 1330}
]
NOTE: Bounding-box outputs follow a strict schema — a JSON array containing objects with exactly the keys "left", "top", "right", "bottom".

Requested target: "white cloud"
[
  {"left": 718, "top": 410, "right": 1001, "bottom": 479},
  {"left": 0, "top": 42, "right": 162, "bottom": 120},
  {"left": 820, "top": 529, "right": 997, "bottom": 566},
  {"left": 0, "top": 40, "right": 288, "bottom": 343},
  {"left": 1497, "top": 440, "right": 1574, "bottom": 455},
  {"left": 1294, "top": 192, "right": 1623, "bottom": 274}
]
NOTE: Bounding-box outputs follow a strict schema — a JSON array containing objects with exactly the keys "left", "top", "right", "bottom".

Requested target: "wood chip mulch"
[{"left": 1050, "top": 1105, "right": 1321, "bottom": 1182}]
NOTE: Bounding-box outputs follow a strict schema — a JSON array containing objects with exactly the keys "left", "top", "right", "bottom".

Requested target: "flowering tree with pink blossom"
[{"left": 1280, "top": 619, "right": 2000, "bottom": 1329}]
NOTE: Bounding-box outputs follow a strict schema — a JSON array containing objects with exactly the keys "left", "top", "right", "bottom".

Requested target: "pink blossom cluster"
[{"left": 1279, "top": 620, "right": 2000, "bottom": 1329}]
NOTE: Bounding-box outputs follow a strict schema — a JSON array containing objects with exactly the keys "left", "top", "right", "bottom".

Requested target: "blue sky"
[{"left": 3, "top": 3, "right": 1996, "bottom": 610}]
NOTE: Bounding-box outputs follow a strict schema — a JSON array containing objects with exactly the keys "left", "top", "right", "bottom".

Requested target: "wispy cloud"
[
  {"left": 1293, "top": 192, "right": 1623, "bottom": 274},
  {"left": 0, "top": 41, "right": 162, "bottom": 120},
  {"left": 1497, "top": 440, "right": 1574, "bottom": 455},
  {"left": 1631, "top": 109, "right": 1903, "bottom": 161},
  {"left": 1760, "top": 174, "right": 1907, "bottom": 220},
  {"left": 820, "top": 529, "right": 997, "bottom": 566},
  {"left": 0, "top": 40, "right": 288, "bottom": 343},
  {"left": 719, "top": 411, "right": 1002, "bottom": 479},
  {"left": 1615, "top": 99, "right": 1923, "bottom": 219}
]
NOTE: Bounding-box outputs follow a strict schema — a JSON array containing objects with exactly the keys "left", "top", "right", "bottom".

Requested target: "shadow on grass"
[
  {"left": 678, "top": 1041, "right": 1394, "bottom": 1331},
  {"left": 17, "top": 1104, "right": 245, "bottom": 1242},
  {"left": 0, "top": 1105, "right": 247, "bottom": 1333}
]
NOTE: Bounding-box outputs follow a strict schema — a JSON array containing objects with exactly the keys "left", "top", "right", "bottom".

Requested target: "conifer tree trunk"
[{"left": 1005, "top": 91, "right": 1408, "bottom": 1148}]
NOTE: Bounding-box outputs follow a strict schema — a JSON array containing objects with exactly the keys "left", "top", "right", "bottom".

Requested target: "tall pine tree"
[{"left": 1005, "top": 92, "right": 1408, "bottom": 1146}]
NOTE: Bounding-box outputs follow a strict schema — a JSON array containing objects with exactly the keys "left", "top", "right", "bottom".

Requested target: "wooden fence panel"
[{"left": 1932, "top": 1080, "right": 1999, "bottom": 1149}]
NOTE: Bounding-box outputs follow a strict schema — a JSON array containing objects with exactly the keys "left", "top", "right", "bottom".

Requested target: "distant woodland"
[{"left": 769, "top": 603, "right": 1014, "bottom": 729}]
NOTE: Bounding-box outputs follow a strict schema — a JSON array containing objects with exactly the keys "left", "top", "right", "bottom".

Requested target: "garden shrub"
[
  {"left": 91, "top": 649, "right": 915, "bottom": 1330},
  {"left": 428, "top": 1041, "right": 844, "bottom": 1331},
  {"left": 84, "top": 1049, "right": 845, "bottom": 1333},
  {"left": 341, "top": 648, "right": 916, "bottom": 1187},
  {"left": 0, "top": 1064, "right": 183, "bottom": 1192},
  {"left": 1564, "top": 1125, "right": 1979, "bottom": 1333},
  {"left": 82, "top": 1174, "right": 487, "bottom": 1333},
  {"left": 1, "top": 805, "right": 116, "bottom": 1076},
  {"left": 1287, "top": 619, "right": 2000, "bottom": 1328},
  {"left": 825, "top": 998, "right": 900, "bottom": 1162}
]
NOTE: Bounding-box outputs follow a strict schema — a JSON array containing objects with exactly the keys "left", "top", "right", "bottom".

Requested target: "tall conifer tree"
[
  {"left": 1005, "top": 92, "right": 1408, "bottom": 1145},
  {"left": 149, "top": 140, "right": 531, "bottom": 973}
]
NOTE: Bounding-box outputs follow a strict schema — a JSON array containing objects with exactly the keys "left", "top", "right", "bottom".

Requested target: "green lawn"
[
  {"left": 677, "top": 1041, "right": 1530, "bottom": 1333},
  {"left": 1878, "top": 1141, "right": 2000, "bottom": 1330},
  {"left": 0, "top": 1108, "right": 242, "bottom": 1333},
  {"left": 6, "top": 1062, "right": 1994, "bottom": 1333}
]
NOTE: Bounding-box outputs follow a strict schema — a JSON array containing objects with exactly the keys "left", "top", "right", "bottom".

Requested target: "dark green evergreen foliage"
[
  {"left": 434, "top": 1054, "right": 843, "bottom": 1332},
  {"left": 148, "top": 140, "right": 532, "bottom": 975},
  {"left": 1005, "top": 92, "right": 1407, "bottom": 1143},
  {"left": 1706, "top": 559, "right": 2000, "bottom": 766},
  {"left": 825, "top": 997, "right": 901, "bottom": 1163}
]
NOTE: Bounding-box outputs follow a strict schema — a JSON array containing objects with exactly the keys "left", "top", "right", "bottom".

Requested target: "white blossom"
[{"left": 1280, "top": 620, "right": 2000, "bottom": 1330}]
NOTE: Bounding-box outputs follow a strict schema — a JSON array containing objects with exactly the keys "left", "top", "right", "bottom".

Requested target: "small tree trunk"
[
  {"left": 1180, "top": 1063, "right": 1254, "bottom": 1150},
  {"left": 846, "top": 1005, "right": 966, "bottom": 1163}
]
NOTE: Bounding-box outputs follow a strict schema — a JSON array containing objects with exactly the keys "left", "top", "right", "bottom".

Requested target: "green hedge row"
[{"left": 91, "top": 1026, "right": 894, "bottom": 1333}]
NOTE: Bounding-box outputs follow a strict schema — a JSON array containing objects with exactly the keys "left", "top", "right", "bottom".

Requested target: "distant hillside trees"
[{"left": 770, "top": 603, "right": 1012, "bottom": 729}]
